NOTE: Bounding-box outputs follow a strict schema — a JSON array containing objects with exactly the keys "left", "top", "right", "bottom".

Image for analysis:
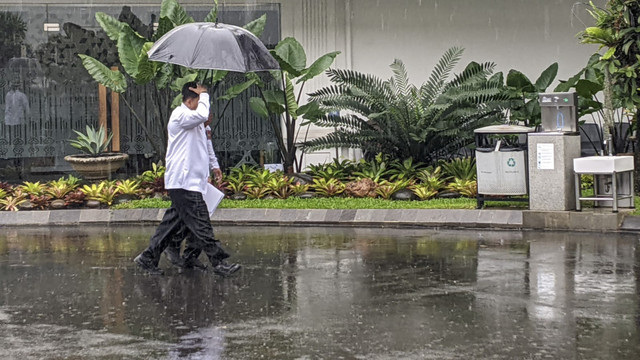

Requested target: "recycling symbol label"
[{"left": 507, "top": 158, "right": 516, "bottom": 167}]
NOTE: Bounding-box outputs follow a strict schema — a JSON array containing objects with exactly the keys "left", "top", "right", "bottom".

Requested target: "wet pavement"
[{"left": 0, "top": 225, "right": 639, "bottom": 359}]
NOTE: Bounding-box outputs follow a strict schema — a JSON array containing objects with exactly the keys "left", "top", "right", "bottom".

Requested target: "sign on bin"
[{"left": 476, "top": 147, "right": 527, "bottom": 195}]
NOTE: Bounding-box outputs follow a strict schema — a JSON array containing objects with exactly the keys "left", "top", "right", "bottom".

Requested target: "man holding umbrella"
[{"left": 134, "top": 81, "right": 240, "bottom": 276}]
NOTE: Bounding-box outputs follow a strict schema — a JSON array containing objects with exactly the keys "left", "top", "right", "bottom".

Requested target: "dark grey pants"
[{"left": 141, "top": 189, "right": 229, "bottom": 266}]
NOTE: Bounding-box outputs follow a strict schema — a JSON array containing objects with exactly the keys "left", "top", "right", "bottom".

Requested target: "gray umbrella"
[{"left": 147, "top": 22, "right": 279, "bottom": 73}]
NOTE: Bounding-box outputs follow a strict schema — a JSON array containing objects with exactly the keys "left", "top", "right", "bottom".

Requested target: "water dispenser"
[{"left": 539, "top": 92, "right": 578, "bottom": 133}]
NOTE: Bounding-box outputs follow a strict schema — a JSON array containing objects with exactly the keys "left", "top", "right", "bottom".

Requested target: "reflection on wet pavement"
[{"left": 0, "top": 225, "right": 638, "bottom": 359}]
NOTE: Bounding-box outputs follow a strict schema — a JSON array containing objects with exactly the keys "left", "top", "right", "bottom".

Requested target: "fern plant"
[{"left": 305, "top": 47, "right": 506, "bottom": 165}]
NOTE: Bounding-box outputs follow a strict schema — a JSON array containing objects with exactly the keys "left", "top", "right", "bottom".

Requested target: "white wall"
[
  {"left": 278, "top": 0, "right": 605, "bottom": 168},
  {"left": 1, "top": 0, "right": 605, "bottom": 168},
  {"left": 347, "top": 0, "right": 603, "bottom": 83}
]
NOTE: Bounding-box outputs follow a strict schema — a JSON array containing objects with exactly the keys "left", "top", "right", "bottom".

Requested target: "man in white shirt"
[
  {"left": 134, "top": 82, "right": 240, "bottom": 276},
  {"left": 164, "top": 112, "right": 224, "bottom": 270},
  {"left": 4, "top": 82, "right": 29, "bottom": 126}
]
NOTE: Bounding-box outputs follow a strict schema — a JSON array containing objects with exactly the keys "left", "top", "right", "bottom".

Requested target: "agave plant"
[
  {"left": 69, "top": 125, "right": 114, "bottom": 156},
  {"left": 305, "top": 47, "right": 506, "bottom": 165}
]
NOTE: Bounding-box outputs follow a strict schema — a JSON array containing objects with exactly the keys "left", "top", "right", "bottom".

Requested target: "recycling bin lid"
[
  {"left": 499, "top": 147, "right": 525, "bottom": 152},
  {"left": 474, "top": 125, "right": 535, "bottom": 134},
  {"left": 476, "top": 147, "right": 495, "bottom": 153}
]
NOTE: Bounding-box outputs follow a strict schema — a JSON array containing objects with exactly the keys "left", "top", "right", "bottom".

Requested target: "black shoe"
[
  {"left": 212, "top": 262, "right": 241, "bottom": 277},
  {"left": 164, "top": 248, "right": 184, "bottom": 268},
  {"left": 134, "top": 254, "right": 164, "bottom": 275},
  {"left": 183, "top": 257, "right": 208, "bottom": 270}
]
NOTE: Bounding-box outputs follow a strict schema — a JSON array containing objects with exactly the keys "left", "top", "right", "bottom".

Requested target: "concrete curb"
[{"left": 0, "top": 208, "right": 638, "bottom": 232}]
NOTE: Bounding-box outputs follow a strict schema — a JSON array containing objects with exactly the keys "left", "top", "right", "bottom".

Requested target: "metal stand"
[{"left": 574, "top": 170, "right": 634, "bottom": 213}]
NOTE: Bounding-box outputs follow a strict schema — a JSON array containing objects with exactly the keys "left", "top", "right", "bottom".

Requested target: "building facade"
[{"left": 0, "top": 0, "right": 601, "bottom": 179}]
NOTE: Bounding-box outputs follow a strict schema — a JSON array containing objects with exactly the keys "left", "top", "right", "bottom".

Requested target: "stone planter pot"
[{"left": 64, "top": 153, "right": 128, "bottom": 180}]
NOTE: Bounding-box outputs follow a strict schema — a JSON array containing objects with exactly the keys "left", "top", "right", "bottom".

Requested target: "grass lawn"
[
  {"left": 111, "top": 196, "right": 533, "bottom": 210},
  {"left": 112, "top": 193, "right": 640, "bottom": 214}
]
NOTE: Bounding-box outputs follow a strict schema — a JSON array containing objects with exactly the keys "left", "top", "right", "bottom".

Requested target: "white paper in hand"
[{"left": 203, "top": 183, "right": 224, "bottom": 217}]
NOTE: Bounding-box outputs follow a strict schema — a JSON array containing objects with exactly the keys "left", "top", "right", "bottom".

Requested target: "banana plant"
[
  {"left": 77, "top": 0, "right": 267, "bottom": 159},
  {"left": 502, "top": 62, "right": 559, "bottom": 128},
  {"left": 249, "top": 37, "right": 340, "bottom": 173}
]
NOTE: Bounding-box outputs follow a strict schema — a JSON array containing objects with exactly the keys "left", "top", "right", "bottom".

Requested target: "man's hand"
[
  {"left": 212, "top": 168, "right": 223, "bottom": 183},
  {"left": 189, "top": 83, "right": 208, "bottom": 95}
]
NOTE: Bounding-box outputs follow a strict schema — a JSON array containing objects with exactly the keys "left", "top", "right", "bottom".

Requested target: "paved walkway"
[{"left": 0, "top": 208, "right": 638, "bottom": 232}]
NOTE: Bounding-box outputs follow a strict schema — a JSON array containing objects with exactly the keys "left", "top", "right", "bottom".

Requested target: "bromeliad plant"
[
  {"left": 266, "top": 175, "right": 295, "bottom": 199},
  {"left": 115, "top": 179, "right": 141, "bottom": 197},
  {"left": 18, "top": 181, "right": 46, "bottom": 196},
  {"left": 439, "top": 157, "right": 476, "bottom": 181},
  {"left": 0, "top": 195, "right": 26, "bottom": 212},
  {"left": 311, "top": 178, "right": 346, "bottom": 198},
  {"left": 375, "top": 179, "right": 412, "bottom": 200},
  {"left": 447, "top": 178, "right": 478, "bottom": 198}
]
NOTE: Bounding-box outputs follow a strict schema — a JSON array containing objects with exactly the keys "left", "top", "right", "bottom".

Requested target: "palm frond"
[{"left": 419, "top": 46, "right": 464, "bottom": 106}]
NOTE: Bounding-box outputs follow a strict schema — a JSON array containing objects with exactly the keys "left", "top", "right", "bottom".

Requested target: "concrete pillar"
[{"left": 528, "top": 133, "right": 581, "bottom": 211}]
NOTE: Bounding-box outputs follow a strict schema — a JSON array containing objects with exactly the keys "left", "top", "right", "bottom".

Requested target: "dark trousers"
[{"left": 141, "top": 189, "right": 229, "bottom": 266}]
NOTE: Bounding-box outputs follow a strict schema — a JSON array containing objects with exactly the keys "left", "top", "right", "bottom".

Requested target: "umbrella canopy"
[{"left": 147, "top": 22, "right": 280, "bottom": 73}]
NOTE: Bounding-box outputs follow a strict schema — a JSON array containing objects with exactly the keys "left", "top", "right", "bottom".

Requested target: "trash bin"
[
  {"left": 476, "top": 143, "right": 527, "bottom": 195},
  {"left": 474, "top": 125, "right": 534, "bottom": 208}
]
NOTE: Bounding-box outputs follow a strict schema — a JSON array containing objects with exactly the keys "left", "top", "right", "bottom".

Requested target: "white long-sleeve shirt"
[
  {"left": 205, "top": 125, "right": 220, "bottom": 170},
  {"left": 164, "top": 93, "right": 210, "bottom": 194}
]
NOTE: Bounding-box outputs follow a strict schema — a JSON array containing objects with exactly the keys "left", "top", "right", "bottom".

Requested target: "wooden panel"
[
  {"left": 98, "top": 83, "right": 107, "bottom": 145},
  {"left": 110, "top": 67, "right": 120, "bottom": 152}
]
